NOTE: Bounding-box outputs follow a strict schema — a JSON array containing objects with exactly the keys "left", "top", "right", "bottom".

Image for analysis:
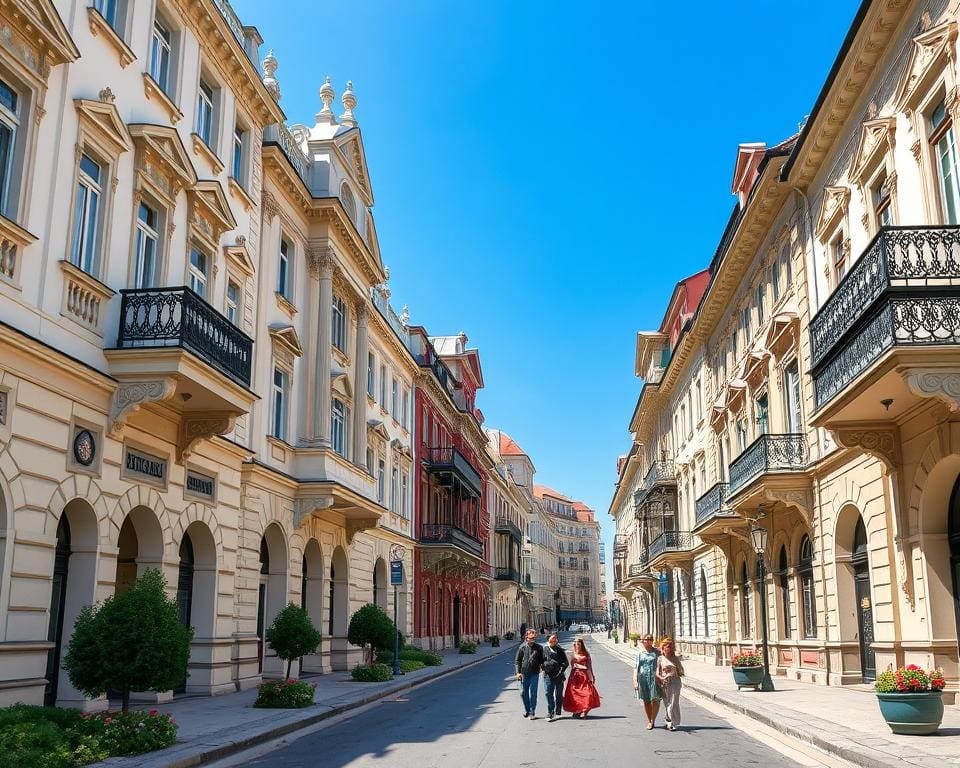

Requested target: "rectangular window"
[
  {"left": 421, "top": 409, "right": 428, "bottom": 444},
  {"left": 271, "top": 368, "right": 288, "bottom": 441},
  {"left": 785, "top": 360, "right": 802, "bottom": 433},
  {"left": 736, "top": 418, "right": 747, "bottom": 453},
  {"left": 189, "top": 247, "right": 208, "bottom": 298},
  {"left": 756, "top": 393, "right": 769, "bottom": 435},
  {"left": 391, "top": 466, "right": 399, "bottom": 512},
  {"left": 380, "top": 364, "right": 387, "bottom": 408},
  {"left": 226, "top": 279, "right": 240, "bottom": 325},
  {"left": 400, "top": 469, "right": 409, "bottom": 518},
  {"left": 94, "top": 0, "right": 118, "bottom": 27},
  {"left": 801, "top": 571, "right": 816, "bottom": 638},
  {"left": 71, "top": 153, "right": 103, "bottom": 275},
  {"left": 377, "top": 457, "right": 385, "bottom": 503},
  {"left": 278, "top": 237, "right": 290, "bottom": 297},
  {"left": 695, "top": 380, "right": 703, "bottom": 423},
  {"left": 332, "top": 295, "right": 347, "bottom": 351},
  {"left": 367, "top": 352, "right": 375, "bottom": 396},
  {"left": 0, "top": 79, "right": 19, "bottom": 216},
  {"left": 755, "top": 283, "right": 765, "bottom": 325},
  {"left": 931, "top": 101, "right": 960, "bottom": 224},
  {"left": 149, "top": 18, "right": 171, "bottom": 92},
  {"left": 402, "top": 387, "right": 410, "bottom": 429},
  {"left": 831, "top": 233, "right": 846, "bottom": 284},
  {"left": 872, "top": 174, "right": 892, "bottom": 228},
  {"left": 232, "top": 125, "right": 246, "bottom": 185},
  {"left": 331, "top": 398, "right": 347, "bottom": 457},
  {"left": 197, "top": 79, "right": 214, "bottom": 147},
  {"left": 133, "top": 202, "right": 158, "bottom": 288},
  {"left": 391, "top": 377, "right": 399, "bottom": 419}
]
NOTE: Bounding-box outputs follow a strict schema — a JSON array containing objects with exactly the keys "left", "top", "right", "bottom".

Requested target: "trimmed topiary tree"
[
  {"left": 63, "top": 569, "right": 193, "bottom": 713},
  {"left": 265, "top": 603, "right": 322, "bottom": 679},
  {"left": 347, "top": 603, "right": 396, "bottom": 666}
]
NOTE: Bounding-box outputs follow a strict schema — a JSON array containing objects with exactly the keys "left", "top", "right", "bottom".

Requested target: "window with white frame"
[
  {"left": 391, "top": 465, "right": 399, "bottom": 512},
  {"left": 377, "top": 456, "right": 385, "bottom": 503},
  {"left": 367, "top": 352, "right": 375, "bottom": 396},
  {"left": 755, "top": 282, "right": 765, "bottom": 325},
  {"left": 71, "top": 153, "right": 104, "bottom": 275},
  {"left": 232, "top": 123, "right": 248, "bottom": 187},
  {"left": 196, "top": 78, "right": 214, "bottom": 147},
  {"left": 189, "top": 246, "right": 209, "bottom": 298},
  {"left": 226, "top": 279, "right": 240, "bottom": 325},
  {"left": 400, "top": 468, "right": 409, "bottom": 517},
  {"left": 930, "top": 99, "right": 960, "bottom": 225},
  {"left": 149, "top": 17, "right": 172, "bottom": 93},
  {"left": 271, "top": 367, "right": 289, "bottom": 441},
  {"left": 332, "top": 295, "right": 347, "bottom": 351},
  {"left": 0, "top": 78, "right": 20, "bottom": 217},
  {"left": 402, "top": 386, "right": 410, "bottom": 429},
  {"left": 365, "top": 447, "right": 374, "bottom": 474},
  {"left": 379, "top": 364, "right": 387, "bottom": 408},
  {"left": 278, "top": 237, "right": 291, "bottom": 297},
  {"left": 93, "top": 0, "right": 122, "bottom": 29},
  {"left": 331, "top": 398, "right": 348, "bottom": 457},
  {"left": 871, "top": 173, "right": 893, "bottom": 228},
  {"left": 830, "top": 231, "right": 846, "bottom": 285},
  {"left": 391, "top": 377, "right": 399, "bottom": 419},
  {"left": 340, "top": 181, "right": 358, "bottom": 227},
  {"left": 133, "top": 201, "right": 159, "bottom": 288}
]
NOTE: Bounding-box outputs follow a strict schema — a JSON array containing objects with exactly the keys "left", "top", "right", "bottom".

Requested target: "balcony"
[
  {"left": 634, "top": 460, "right": 676, "bottom": 508},
  {"left": 418, "top": 523, "right": 483, "bottom": 560},
  {"left": 647, "top": 530, "right": 694, "bottom": 566},
  {"left": 105, "top": 287, "right": 256, "bottom": 429},
  {"left": 810, "top": 226, "right": 960, "bottom": 425},
  {"left": 424, "top": 446, "right": 482, "bottom": 496},
  {"left": 693, "top": 481, "right": 738, "bottom": 527},
  {"left": 495, "top": 566, "right": 520, "bottom": 582},
  {"left": 613, "top": 534, "right": 628, "bottom": 558},
  {"left": 728, "top": 434, "right": 806, "bottom": 497},
  {"left": 494, "top": 516, "right": 523, "bottom": 542}
]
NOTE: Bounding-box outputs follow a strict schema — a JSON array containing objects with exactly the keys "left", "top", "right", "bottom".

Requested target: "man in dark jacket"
[
  {"left": 515, "top": 628, "right": 544, "bottom": 719},
  {"left": 542, "top": 633, "right": 569, "bottom": 721}
]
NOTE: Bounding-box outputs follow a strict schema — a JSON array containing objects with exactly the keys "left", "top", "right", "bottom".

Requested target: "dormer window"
[{"left": 339, "top": 182, "right": 358, "bottom": 227}]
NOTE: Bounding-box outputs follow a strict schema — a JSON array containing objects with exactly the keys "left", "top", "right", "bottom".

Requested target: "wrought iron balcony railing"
[
  {"left": 627, "top": 562, "right": 651, "bottom": 578},
  {"left": 494, "top": 566, "right": 520, "bottom": 582},
  {"left": 728, "top": 434, "right": 806, "bottom": 496},
  {"left": 810, "top": 226, "right": 960, "bottom": 408},
  {"left": 613, "top": 534, "right": 628, "bottom": 557},
  {"left": 647, "top": 530, "right": 694, "bottom": 562},
  {"left": 695, "top": 482, "right": 736, "bottom": 527},
  {"left": 116, "top": 286, "right": 253, "bottom": 387},
  {"left": 494, "top": 516, "right": 523, "bottom": 542},
  {"left": 424, "top": 446, "right": 483, "bottom": 495},
  {"left": 418, "top": 523, "right": 483, "bottom": 558},
  {"left": 634, "top": 460, "right": 676, "bottom": 507}
]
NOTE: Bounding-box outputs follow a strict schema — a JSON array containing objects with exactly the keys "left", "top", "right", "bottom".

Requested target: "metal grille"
[
  {"left": 728, "top": 434, "right": 806, "bottom": 496},
  {"left": 418, "top": 523, "right": 483, "bottom": 558},
  {"left": 116, "top": 287, "right": 253, "bottom": 386},
  {"left": 695, "top": 482, "right": 732, "bottom": 526},
  {"left": 647, "top": 530, "right": 693, "bottom": 562}
]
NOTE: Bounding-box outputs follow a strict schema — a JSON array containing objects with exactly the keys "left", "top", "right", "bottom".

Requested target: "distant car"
[{"left": 570, "top": 623, "right": 590, "bottom": 633}]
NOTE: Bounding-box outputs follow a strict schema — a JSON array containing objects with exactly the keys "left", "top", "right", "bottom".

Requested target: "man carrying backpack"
[
  {"left": 515, "top": 628, "right": 544, "bottom": 719},
  {"left": 542, "top": 633, "right": 569, "bottom": 722}
]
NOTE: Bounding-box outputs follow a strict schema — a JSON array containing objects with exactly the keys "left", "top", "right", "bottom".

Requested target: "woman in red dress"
[{"left": 562, "top": 637, "right": 601, "bottom": 718}]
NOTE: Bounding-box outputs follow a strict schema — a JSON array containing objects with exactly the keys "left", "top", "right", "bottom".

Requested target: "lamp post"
[{"left": 749, "top": 523, "right": 775, "bottom": 692}]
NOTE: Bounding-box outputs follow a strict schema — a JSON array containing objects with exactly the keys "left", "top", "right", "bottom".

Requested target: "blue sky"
[{"left": 233, "top": 0, "right": 861, "bottom": 572}]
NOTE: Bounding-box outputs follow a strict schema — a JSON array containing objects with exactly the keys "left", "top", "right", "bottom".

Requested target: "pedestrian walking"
[
  {"left": 562, "top": 637, "right": 601, "bottom": 718},
  {"left": 515, "top": 628, "right": 544, "bottom": 720},
  {"left": 542, "top": 633, "right": 569, "bottom": 722},
  {"left": 656, "top": 637, "right": 684, "bottom": 731},
  {"left": 633, "top": 633, "right": 661, "bottom": 730}
]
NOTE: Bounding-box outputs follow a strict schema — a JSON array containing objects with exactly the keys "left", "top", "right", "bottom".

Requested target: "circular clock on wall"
[
  {"left": 73, "top": 429, "right": 96, "bottom": 467},
  {"left": 389, "top": 543, "right": 405, "bottom": 562}
]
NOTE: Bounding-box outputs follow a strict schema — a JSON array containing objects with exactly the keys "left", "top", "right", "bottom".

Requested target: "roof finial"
[
  {"left": 262, "top": 50, "right": 280, "bottom": 102},
  {"left": 316, "top": 75, "right": 336, "bottom": 124},
  {"left": 340, "top": 80, "right": 357, "bottom": 127}
]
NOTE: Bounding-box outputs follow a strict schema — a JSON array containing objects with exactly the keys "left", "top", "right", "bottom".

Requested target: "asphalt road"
[{"left": 238, "top": 636, "right": 805, "bottom": 768}]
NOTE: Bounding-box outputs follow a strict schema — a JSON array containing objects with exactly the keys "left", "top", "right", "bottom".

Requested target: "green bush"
[
  {"left": 254, "top": 679, "right": 316, "bottom": 708},
  {"left": 265, "top": 604, "right": 321, "bottom": 679},
  {"left": 0, "top": 704, "right": 177, "bottom": 768},
  {"left": 399, "top": 659, "right": 425, "bottom": 673},
  {"left": 351, "top": 663, "right": 393, "bottom": 682},
  {"left": 63, "top": 569, "right": 193, "bottom": 713},
  {"left": 459, "top": 640, "right": 478, "bottom": 654},
  {"left": 347, "top": 604, "right": 397, "bottom": 665},
  {"left": 380, "top": 646, "right": 443, "bottom": 666}
]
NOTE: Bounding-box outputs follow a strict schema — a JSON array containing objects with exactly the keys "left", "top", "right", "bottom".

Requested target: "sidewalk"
[
  {"left": 98, "top": 642, "right": 518, "bottom": 768},
  {"left": 591, "top": 634, "right": 960, "bottom": 768}
]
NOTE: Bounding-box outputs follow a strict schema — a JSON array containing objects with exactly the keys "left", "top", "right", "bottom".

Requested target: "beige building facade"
[
  {"left": 610, "top": 0, "right": 960, "bottom": 704},
  {"left": 0, "top": 0, "right": 417, "bottom": 710}
]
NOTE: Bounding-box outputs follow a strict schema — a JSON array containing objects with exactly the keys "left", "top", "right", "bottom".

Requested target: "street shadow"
[
  {"left": 672, "top": 724, "right": 734, "bottom": 732},
  {"left": 559, "top": 715, "right": 627, "bottom": 721}
]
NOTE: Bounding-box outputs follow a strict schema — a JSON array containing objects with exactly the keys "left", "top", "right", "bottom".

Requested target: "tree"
[
  {"left": 63, "top": 569, "right": 193, "bottom": 713},
  {"left": 347, "top": 603, "right": 396, "bottom": 666},
  {"left": 265, "top": 603, "right": 322, "bottom": 679}
]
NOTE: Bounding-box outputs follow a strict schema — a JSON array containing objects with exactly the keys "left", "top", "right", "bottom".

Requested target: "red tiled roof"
[
  {"left": 499, "top": 432, "right": 527, "bottom": 457},
  {"left": 533, "top": 484, "right": 569, "bottom": 501}
]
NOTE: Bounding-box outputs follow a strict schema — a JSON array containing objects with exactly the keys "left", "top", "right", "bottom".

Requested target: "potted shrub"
[
  {"left": 628, "top": 632, "right": 641, "bottom": 647},
  {"left": 730, "top": 649, "right": 764, "bottom": 690},
  {"left": 490, "top": 634, "right": 500, "bottom": 647},
  {"left": 875, "top": 665, "right": 945, "bottom": 735},
  {"left": 347, "top": 603, "right": 397, "bottom": 667}
]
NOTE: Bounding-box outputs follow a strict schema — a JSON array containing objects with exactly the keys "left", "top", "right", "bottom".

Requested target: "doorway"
[
  {"left": 453, "top": 593, "right": 461, "bottom": 646},
  {"left": 949, "top": 477, "right": 960, "bottom": 653},
  {"left": 852, "top": 517, "right": 876, "bottom": 682},
  {"left": 175, "top": 534, "right": 194, "bottom": 693},
  {"left": 44, "top": 517, "right": 71, "bottom": 706}
]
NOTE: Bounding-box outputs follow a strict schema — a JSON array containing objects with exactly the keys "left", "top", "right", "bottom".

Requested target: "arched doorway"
[
  {"left": 951, "top": 478, "right": 960, "bottom": 651},
  {"left": 302, "top": 540, "right": 323, "bottom": 673},
  {"left": 373, "top": 557, "right": 387, "bottom": 610},
  {"left": 115, "top": 505, "right": 164, "bottom": 595},
  {"left": 44, "top": 516, "right": 70, "bottom": 706},
  {"left": 174, "top": 533, "right": 194, "bottom": 693},
  {"left": 330, "top": 546, "right": 349, "bottom": 670},
  {"left": 852, "top": 517, "right": 876, "bottom": 681},
  {"left": 453, "top": 593, "right": 461, "bottom": 646},
  {"left": 257, "top": 524, "right": 287, "bottom": 676}
]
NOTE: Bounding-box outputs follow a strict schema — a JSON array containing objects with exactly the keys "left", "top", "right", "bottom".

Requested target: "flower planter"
[
  {"left": 732, "top": 665, "right": 764, "bottom": 690},
  {"left": 876, "top": 691, "right": 944, "bottom": 735}
]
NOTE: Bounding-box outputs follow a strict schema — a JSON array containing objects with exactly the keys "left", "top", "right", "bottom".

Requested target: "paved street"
[{"left": 236, "top": 638, "right": 809, "bottom": 768}]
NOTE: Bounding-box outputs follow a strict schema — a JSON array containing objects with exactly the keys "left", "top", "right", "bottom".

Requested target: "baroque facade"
[{"left": 610, "top": 0, "right": 960, "bottom": 704}]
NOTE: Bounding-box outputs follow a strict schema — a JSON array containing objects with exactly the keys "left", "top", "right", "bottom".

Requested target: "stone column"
[
  {"left": 302, "top": 255, "right": 321, "bottom": 444},
  {"left": 353, "top": 303, "right": 368, "bottom": 466},
  {"left": 315, "top": 249, "right": 334, "bottom": 445}
]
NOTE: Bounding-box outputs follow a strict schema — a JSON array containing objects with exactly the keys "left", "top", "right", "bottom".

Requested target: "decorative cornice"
[
  {"left": 830, "top": 425, "right": 901, "bottom": 472},
  {"left": 178, "top": 413, "right": 235, "bottom": 463},
  {"left": 109, "top": 378, "right": 176, "bottom": 435},
  {"left": 902, "top": 366, "right": 960, "bottom": 412}
]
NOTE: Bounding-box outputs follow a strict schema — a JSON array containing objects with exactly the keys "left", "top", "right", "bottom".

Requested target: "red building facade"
[{"left": 409, "top": 328, "right": 491, "bottom": 649}]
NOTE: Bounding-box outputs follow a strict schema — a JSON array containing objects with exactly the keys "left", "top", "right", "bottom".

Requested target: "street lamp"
[{"left": 749, "top": 523, "right": 775, "bottom": 692}]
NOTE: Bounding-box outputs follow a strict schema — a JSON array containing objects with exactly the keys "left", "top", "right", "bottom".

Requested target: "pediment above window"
[
  {"left": 895, "top": 20, "right": 959, "bottom": 113},
  {"left": 224, "top": 237, "right": 255, "bottom": 276},
  {"left": 129, "top": 123, "right": 197, "bottom": 204},
  {"left": 850, "top": 117, "right": 896, "bottom": 185},
  {"left": 74, "top": 96, "right": 131, "bottom": 157},
  {"left": 367, "top": 419, "right": 390, "bottom": 442},
  {"left": 331, "top": 365, "right": 352, "bottom": 400},
  {"left": 814, "top": 186, "right": 850, "bottom": 240},
  {"left": 189, "top": 180, "right": 236, "bottom": 249},
  {"left": 335, "top": 132, "right": 372, "bottom": 204},
  {"left": 3, "top": 0, "right": 80, "bottom": 73},
  {"left": 269, "top": 324, "right": 303, "bottom": 365}
]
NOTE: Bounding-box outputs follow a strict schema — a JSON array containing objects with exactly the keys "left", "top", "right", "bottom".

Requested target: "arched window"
[
  {"left": 799, "top": 536, "right": 816, "bottom": 638},
  {"left": 340, "top": 182, "right": 358, "bottom": 227},
  {"left": 778, "top": 546, "right": 791, "bottom": 639},
  {"left": 740, "top": 561, "right": 752, "bottom": 638},
  {"left": 700, "top": 567, "right": 709, "bottom": 637}
]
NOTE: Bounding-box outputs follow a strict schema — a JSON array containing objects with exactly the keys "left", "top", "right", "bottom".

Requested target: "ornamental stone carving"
[
  {"left": 903, "top": 367, "right": 960, "bottom": 412},
  {"left": 293, "top": 496, "right": 335, "bottom": 529},
  {"left": 830, "top": 426, "right": 901, "bottom": 472},
  {"left": 109, "top": 379, "right": 176, "bottom": 435},
  {"left": 762, "top": 487, "right": 814, "bottom": 526},
  {"left": 307, "top": 246, "right": 335, "bottom": 279},
  {"left": 177, "top": 413, "right": 236, "bottom": 462},
  {"left": 262, "top": 190, "right": 280, "bottom": 222}
]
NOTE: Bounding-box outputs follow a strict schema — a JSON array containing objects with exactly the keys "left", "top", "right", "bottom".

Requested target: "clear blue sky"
[{"left": 233, "top": 0, "right": 860, "bottom": 569}]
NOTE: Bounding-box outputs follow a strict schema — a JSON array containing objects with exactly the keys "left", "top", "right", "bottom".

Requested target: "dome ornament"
[
  {"left": 262, "top": 49, "right": 280, "bottom": 102},
  {"left": 316, "top": 75, "right": 336, "bottom": 124},
  {"left": 340, "top": 80, "right": 358, "bottom": 127}
]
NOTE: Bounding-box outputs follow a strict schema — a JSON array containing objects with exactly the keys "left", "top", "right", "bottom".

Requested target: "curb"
[
  {"left": 101, "top": 644, "right": 518, "bottom": 768},
  {"left": 595, "top": 640, "right": 917, "bottom": 768}
]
